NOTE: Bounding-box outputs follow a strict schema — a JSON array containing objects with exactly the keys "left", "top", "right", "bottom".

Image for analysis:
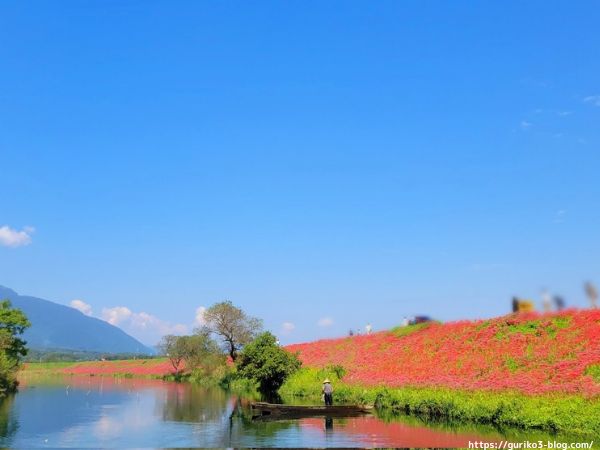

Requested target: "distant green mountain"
[{"left": 0, "top": 285, "right": 154, "bottom": 355}]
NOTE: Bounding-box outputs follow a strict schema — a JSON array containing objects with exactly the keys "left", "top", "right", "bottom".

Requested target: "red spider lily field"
[
  {"left": 22, "top": 358, "right": 180, "bottom": 377},
  {"left": 24, "top": 309, "right": 600, "bottom": 396},
  {"left": 286, "top": 309, "right": 600, "bottom": 396}
]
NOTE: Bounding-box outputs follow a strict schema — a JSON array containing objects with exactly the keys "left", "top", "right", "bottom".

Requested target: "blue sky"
[{"left": 1, "top": 1, "right": 599, "bottom": 346}]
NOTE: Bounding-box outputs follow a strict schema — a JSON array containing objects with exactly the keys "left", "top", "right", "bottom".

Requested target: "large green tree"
[
  {"left": 0, "top": 300, "right": 30, "bottom": 395},
  {"left": 201, "top": 301, "right": 262, "bottom": 361},
  {"left": 236, "top": 331, "right": 301, "bottom": 393}
]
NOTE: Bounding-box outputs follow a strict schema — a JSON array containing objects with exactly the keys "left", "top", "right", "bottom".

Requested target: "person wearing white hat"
[{"left": 322, "top": 379, "right": 334, "bottom": 406}]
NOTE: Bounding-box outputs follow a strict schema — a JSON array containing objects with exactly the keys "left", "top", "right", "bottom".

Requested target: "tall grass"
[{"left": 280, "top": 367, "right": 600, "bottom": 437}]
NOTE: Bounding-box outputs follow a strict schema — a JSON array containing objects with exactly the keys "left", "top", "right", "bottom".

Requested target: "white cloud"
[
  {"left": 194, "top": 306, "right": 207, "bottom": 326},
  {"left": 281, "top": 322, "right": 295, "bottom": 335},
  {"left": 70, "top": 299, "right": 93, "bottom": 316},
  {"left": 583, "top": 95, "right": 600, "bottom": 106},
  {"left": 0, "top": 225, "right": 35, "bottom": 247},
  {"left": 533, "top": 109, "right": 572, "bottom": 117},
  {"left": 317, "top": 317, "right": 334, "bottom": 327},
  {"left": 554, "top": 209, "right": 567, "bottom": 224},
  {"left": 101, "top": 306, "right": 188, "bottom": 340},
  {"left": 102, "top": 306, "right": 133, "bottom": 325},
  {"left": 520, "top": 120, "right": 532, "bottom": 130}
]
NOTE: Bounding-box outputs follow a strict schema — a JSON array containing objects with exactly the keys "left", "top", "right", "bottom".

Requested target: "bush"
[{"left": 236, "top": 332, "right": 301, "bottom": 393}]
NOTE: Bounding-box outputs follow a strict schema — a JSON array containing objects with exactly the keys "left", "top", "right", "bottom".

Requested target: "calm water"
[{"left": 0, "top": 375, "right": 566, "bottom": 448}]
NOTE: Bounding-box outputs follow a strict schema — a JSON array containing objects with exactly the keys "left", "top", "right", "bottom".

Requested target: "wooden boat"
[{"left": 250, "top": 401, "right": 373, "bottom": 420}]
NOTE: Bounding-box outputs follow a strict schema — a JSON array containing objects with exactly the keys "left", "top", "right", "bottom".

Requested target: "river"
[{"left": 0, "top": 375, "right": 572, "bottom": 448}]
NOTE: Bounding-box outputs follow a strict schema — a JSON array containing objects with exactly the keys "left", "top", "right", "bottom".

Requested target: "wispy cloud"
[
  {"left": 70, "top": 299, "right": 93, "bottom": 316},
  {"left": 67, "top": 298, "right": 203, "bottom": 345},
  {"left": 317, "top": 317, "right": 334, "bottom": 327},
  {"left": 520, "top": 120, "right": 532, "bottom": 130},
  {"left": 281, "top": 322, "right": 295, "bottom": 335},
  {"left": 534, "top": 108, "right": 573, "bottom": 117},
  {"left": 583, "top": 95, "right": 600, "bottom": 107},
  {"left": 101, "top": 306, "right": 188, "bottom": 337},
  {"left": 554, "top": 209, "right": 567, "bottom": 224},
  {"left": 520, "top": 78, "right": 550, "bottom": 88},
  {"left": 0, "top": 225, "right": 35, "bottom": 247}
]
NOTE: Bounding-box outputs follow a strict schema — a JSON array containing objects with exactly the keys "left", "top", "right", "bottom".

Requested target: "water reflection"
[
  {"left": 0, "top": 395, "right": 18, "bottom": 446},
  {"left": 0, "top": 375, "right": 574, "bottom": 448},
  {"left": 160, "top": 382, "right": 230, "bottom": 423}
]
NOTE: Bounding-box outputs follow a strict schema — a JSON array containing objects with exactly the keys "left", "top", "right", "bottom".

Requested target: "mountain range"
[{"left": 0, "top": 285, "right": 154, "bottom": 355}]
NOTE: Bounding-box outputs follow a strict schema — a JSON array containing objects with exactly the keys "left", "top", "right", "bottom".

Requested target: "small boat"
[{"left": 250, "top": 401, "right": 373, "bottom": 420}]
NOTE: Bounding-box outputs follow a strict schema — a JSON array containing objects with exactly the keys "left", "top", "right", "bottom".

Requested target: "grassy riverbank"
[
  {"left": 20, "top": 310, "right": 600, "bottom": 436},
  {"left": 280, "top": 367, "right": 600, "bottom": 437},
  {"left": 282, "top": 310, "right": 600, "bottom": 438},
  {"left": 21, "top": 359, "right": 257, "bottom": 392}
]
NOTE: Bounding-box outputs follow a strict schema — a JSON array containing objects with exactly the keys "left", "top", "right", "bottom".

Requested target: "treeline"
[
  {"left": 158, "top": 300, "right": 301, "bottom": 393},
  {"left": 0, "top": 300, "right": 30, "bottom": 396},
  {"left": 24, "top": 349, "right": 155, "bottom": 363}
]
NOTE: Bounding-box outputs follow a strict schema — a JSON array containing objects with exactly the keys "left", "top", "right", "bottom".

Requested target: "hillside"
[
  {"left": 0, "top": 285, "right": 154, "bottom": 355},
  {"left": 286, "top": 309, "right": 600, "bottom": 396}
]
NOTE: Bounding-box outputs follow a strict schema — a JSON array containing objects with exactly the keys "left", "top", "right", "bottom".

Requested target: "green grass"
[
  {"left": 496, "top": 317, "right": 572, "bottom": 341},
  {"left": 585, "top": 364, "right": 600, "bottom": 383},
  {"left": 390, "top": 322, "right": 433, "bottom": 338},
  {"left": 280, "top": 367, "right": 600, "bottom": 438},
  {"left": 504, "top": 356, "right": 520, "bottom": 372},
  {"left": 278, "top": 364, "right": 348, "bottom": 398},
  {"left": 22, "top": 361, "right": 77, "bottom": 371}
]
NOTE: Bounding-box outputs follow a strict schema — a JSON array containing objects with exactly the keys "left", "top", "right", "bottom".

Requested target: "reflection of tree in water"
[
  {"left": 233, "top": 417, "right": 300, "bottom": 446},
  {"left": 158, "top": 385, "right": 301, "bottom": 447},
  {"left": 159, "top": 383, "right": 230, "bottom": 423},
  {"left": 0, "top": 394, "right": 18, "bottom": 445},
  {"left": 373, "top": 408, "right": 563, "bottom": 442}
]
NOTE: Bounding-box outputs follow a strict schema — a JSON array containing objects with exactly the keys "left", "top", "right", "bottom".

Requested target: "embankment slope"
[{"left": 286, "top": 309, "right": 600, "bottom": 396}]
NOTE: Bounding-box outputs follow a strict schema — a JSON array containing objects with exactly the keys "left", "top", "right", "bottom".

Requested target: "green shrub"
[{"left": 236, "top": 332, "right": 301, "bottom": 393}]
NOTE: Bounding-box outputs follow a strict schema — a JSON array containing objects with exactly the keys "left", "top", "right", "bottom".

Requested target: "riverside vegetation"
[
  {"left": 279, "top": 366, "right": 600, "bottom": 437},
  {"left": 0, "top": 300, "right": 30, "bottom": 396},
  {"left": 282, "top": 309, "right": 600, "bottom": 437},
  {"left": 18, "top": 302, "right": 600, "bottom": 437}
]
